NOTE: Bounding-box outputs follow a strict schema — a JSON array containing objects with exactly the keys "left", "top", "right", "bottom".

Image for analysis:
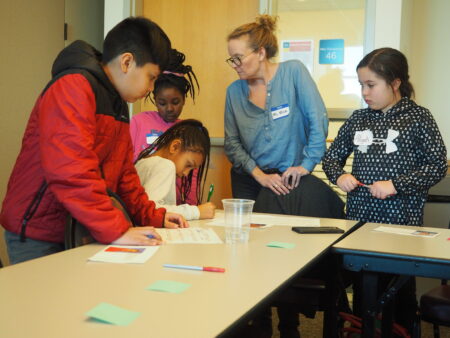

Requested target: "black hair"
[
  {"left": 149, "top": 49, "right": 199, "bottom": 102},
  {"left": 102, "top": 17, "right": 171, "bottom": 70},
  {"left": 135, "top": 119, "right": 210, "bottom": 204},
  {"left": 357, "top": 47, "right": 414, "bottom": 98}
]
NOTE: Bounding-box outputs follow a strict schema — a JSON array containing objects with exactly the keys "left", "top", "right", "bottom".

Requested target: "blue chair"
[{"left": 419, "top": 218, "right": 450, "bottom": 338}]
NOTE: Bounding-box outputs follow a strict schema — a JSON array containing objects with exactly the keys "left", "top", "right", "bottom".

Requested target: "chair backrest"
[
  {"left": 254, "top": 174, "right": 345, "bottom": 219},
  {"left": 64, "top": 191, "right": 133, "bottom": 249}
]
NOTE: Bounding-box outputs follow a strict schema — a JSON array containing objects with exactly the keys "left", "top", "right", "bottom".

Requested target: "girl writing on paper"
[
  {"left": 130, "top": 49, "right": 200, "bottom": 205},
  {"left": 135, "top": 119, "right": 215, "bottom": 220}
]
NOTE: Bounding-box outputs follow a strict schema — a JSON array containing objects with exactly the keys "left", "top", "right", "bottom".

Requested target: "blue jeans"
[{"left": 4, "top": 231, "right": 64, "bottom": 264}]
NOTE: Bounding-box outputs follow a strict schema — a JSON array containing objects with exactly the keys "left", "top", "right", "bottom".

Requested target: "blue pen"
[{"left": 147, "top": 234, "right": 155, "bottom": 239}]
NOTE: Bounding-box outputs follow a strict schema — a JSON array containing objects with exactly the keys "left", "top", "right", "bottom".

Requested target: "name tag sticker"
[
  {"left": 271, "top": 104, "right": 290, "bottom": 120},
  {"left": 354, "top": 130, "right": 373, "bottom": 146},
  {"left": 146, "top": 131, "right": 161, "bottom": 145}
]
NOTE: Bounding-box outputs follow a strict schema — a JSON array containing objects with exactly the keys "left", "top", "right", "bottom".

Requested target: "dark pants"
[
  {"left": 230, "top": 168, "right": 261, "bottom": 200},
  {"left": 230, "top": 168, "right": 300, "bottom": 337},
  {"left": 352, "top": 272, "right": 418, "bottom": 335}
]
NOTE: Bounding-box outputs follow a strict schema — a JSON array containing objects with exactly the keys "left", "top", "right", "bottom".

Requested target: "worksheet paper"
[
  {"left": 207, "top": 214, "right": 320, "bottom": 227},
  {"left": 156, "top": 227, "right": 223, "bottom": 244},
  {"left": 373, "top": 226, "right": 439, "bottom": 238},
  {"left": 88, "top": 245, "right": 159, "bottom": 264}
]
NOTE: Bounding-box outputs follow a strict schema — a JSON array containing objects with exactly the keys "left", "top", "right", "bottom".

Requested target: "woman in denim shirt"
[
  {"left": 224, "top": 14, "right": 329, "bottom": 338},
  {"left": 224, "top": 15, "right": 328, "bottom": 200}
]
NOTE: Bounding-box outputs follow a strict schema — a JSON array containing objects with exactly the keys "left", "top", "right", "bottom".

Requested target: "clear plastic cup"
[{"left": 222, "top": 199, "right": 255, "bottom": 244}]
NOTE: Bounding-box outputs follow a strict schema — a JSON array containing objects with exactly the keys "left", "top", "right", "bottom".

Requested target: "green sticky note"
[
  {"left": 86, "top": 302, "right": 140, "bottom": 326},
  {"left": 266, "top": 241, "right": 296, "bottom": 249},
  {"left": 147, "top": 280, "right": 191, "bottom": 294}
]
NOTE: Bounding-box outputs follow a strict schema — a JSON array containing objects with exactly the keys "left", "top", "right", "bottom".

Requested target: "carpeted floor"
[{"left": 271, "top": 308, "right": 450, "bottom": 337}]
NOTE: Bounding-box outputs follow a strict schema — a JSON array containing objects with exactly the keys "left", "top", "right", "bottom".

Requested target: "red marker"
[
  {"left": 105, "top": 246, "right": 144, "bottom": 253},
  {"left": 163, "top": 264, "right": 225, "bottom": 273},
  {"left": 357, "top": 181, "right": 369, "bottom": 188},
  {"left": 357, "top": 181, "right": 395, "bottom": 197}
]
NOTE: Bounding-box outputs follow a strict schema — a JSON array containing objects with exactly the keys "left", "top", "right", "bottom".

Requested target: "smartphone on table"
[{"left": 292, "top": 226, "right": 344, "bottom": 234}]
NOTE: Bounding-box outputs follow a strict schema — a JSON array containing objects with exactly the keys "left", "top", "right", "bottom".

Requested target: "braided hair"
[
  {"left": 147, "top": 49, "right": 199, "bottom": 102},
  {"left": 135, "top": 119, "right": 210, "bottom": 204}
]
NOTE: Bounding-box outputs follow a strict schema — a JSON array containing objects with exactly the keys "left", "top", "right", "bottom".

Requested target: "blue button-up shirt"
[{"left": 224, "top": 60, "right": 328, "bottom": 174}]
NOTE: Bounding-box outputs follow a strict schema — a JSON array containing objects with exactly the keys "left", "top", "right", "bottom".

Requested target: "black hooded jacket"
[{"left": 0, "top": 41, "right": 165, "bottom": 244}]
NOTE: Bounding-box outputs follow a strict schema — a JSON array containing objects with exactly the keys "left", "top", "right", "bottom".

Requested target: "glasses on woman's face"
[{"left": 225, "top": 50, "right": 255, "bottom": 67}]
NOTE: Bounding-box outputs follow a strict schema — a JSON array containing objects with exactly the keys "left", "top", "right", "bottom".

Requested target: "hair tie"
[{"left": 163, "top": 71, "right": 185, "bottom": 77}]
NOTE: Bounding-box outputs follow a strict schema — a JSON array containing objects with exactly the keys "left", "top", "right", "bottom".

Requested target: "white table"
[
  {"left": 0, "top": 213, "right": 357, "bottom": 338},
  {"left": 333, "top": 223, "right": 450, "bottom": 337}
]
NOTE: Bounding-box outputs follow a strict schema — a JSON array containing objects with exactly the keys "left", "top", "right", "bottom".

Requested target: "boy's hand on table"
[
  {"left": 198, "top": 202, "right": 216, "bottom": 219},
  {"left": 337, "top": 174, "right": 359, "bottom": 192},
  {"left": 370, "top": 180, "right": 397, "bottom": 199},
  {"left": 111, "top": 226, "right": 162, "bottom": 246},
  {"left": 164, "top": 212, "right": 189, "bottom": 228}
]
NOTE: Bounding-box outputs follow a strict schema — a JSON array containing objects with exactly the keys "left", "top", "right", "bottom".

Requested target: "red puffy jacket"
[{"left": 0, "top": 41, "right": 165, "bottom": 244}]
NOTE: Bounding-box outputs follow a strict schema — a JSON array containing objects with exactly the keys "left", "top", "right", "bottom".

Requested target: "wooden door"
[
  {"left": 140, "top": 0, "right": 259, "bottom": 206},
  {"left": 142, "top": 0, "right": 259, "bottom": 138}
]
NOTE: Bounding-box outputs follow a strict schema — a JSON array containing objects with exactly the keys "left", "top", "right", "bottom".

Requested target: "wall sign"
[
  {"left": 280, "top": 39, "right": 314, "bottom": 74},
  {"left": 319, "top": 39, "right": 344, "bottom": 64}
]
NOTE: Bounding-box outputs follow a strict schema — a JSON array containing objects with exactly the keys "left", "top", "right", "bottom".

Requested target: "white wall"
[
  {"left": 365, "top": 0, "right": 403, "bottom": 51},
  {"left": 104, "top": 0, "right": 131, "bottom": 37},
  {"left": 359, "top": 0, "right": 449, "bottom": 157},
  {"left": 408, "top": 0, "right": 450, "bottom": 156}
]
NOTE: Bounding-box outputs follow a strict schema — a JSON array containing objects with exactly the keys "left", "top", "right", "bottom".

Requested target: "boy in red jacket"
[{"left": 0, "top": 17, "right": 187, "bottom": 264}]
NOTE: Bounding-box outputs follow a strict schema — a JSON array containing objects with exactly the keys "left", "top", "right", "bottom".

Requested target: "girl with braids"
[
  {"left": 130, "top": 48, "right": 198, "bottom": 161},
  {"left": 130, "top": 48, "right": 200, "bottom": 205},
  {"left": 135, "top": 119, "right": 216, "bottom": 220}
]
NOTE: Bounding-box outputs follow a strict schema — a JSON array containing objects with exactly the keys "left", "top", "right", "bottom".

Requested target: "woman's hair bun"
[{"left": 256, "top": 14, "right": 277, "bottom": 32}]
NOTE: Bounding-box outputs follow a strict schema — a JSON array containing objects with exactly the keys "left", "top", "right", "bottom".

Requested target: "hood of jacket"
[{"left": 51, "top": 40, "right": 117, "bottom": 95}]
